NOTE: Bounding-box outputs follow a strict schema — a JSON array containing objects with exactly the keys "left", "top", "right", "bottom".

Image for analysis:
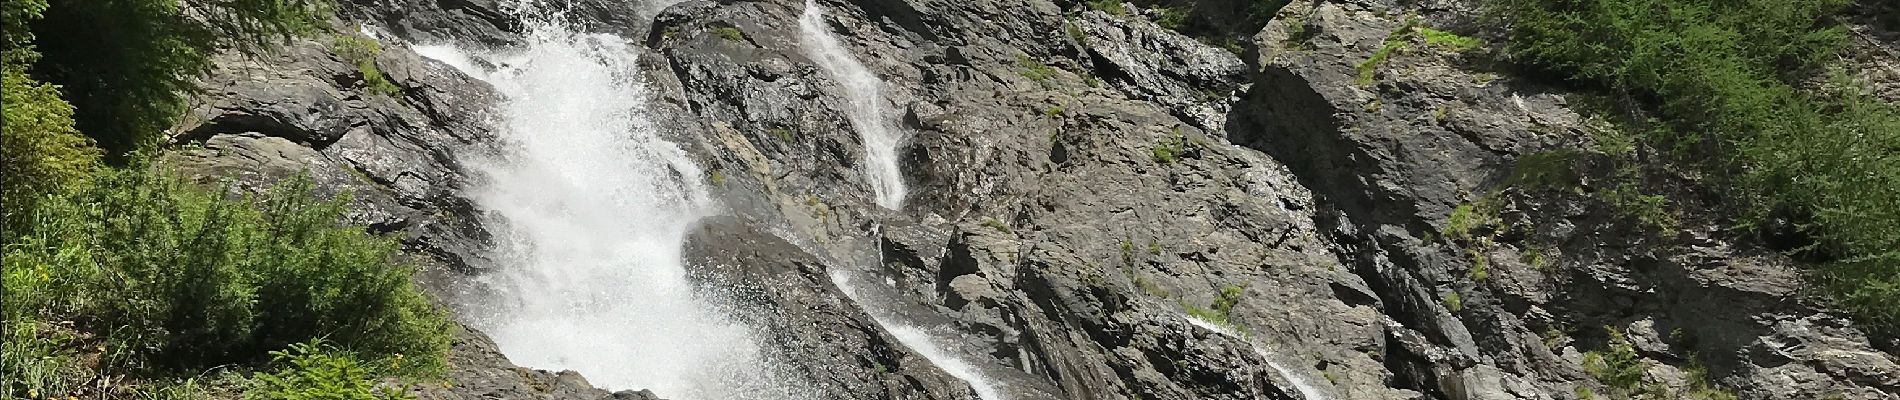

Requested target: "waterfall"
[
  {"left": 416, "top": 5, "right": 810, "bottom": 399},
  {"left": 1182, "top": 316, "right": 1330, "bottom": 400},
  {"left": 799, "top": 5, "right": 1009, "bottom": 394},
  {"left": 829, "top": 271, "right": 1009, "bottom": 400},
  {"left": 799, "top": 0, "right": 908, "bottom": 210}
]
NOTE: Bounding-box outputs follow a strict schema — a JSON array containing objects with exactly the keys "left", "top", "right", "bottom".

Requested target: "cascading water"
[
  {"left": 416, "top": 4, "right": 809, "bottom": 399},
  {"left": 799, "top": 0, "right": 908, "bottom": 210},
  {"left": 1183, "top": 316, "right": 1330, "bottom": 400},
  {"left": 799, "top": 2, "right": 1007, "bottom": 398},
  {"left": 829, "top": 271, "right": 1008, "bottom": 400}
]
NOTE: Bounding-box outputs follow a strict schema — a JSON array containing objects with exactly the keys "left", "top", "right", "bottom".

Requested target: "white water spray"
[
  {"left": 1183, "top": 316, "right": 1330, "bottom": 400},
  {"left": 420, "top": 7, "right": 808, "bottom": 399},
  {"left": 830, "top": 271, "right": 1008, "bottom": 400},
  {"left": 799, "top": 0, "right": 908, "bottom": 210}
]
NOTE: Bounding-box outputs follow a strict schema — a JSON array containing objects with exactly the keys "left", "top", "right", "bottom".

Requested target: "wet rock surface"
[{"left": 168, "top": 0, "right": 1897, "bottom": 399}]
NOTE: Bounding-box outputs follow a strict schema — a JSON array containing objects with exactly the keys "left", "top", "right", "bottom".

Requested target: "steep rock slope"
[{"left": 164, "top": 0, "right": 1897, "bottom": 399}]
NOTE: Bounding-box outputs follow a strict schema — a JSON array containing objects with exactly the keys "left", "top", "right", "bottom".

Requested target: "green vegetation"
[
  {"left": 1576, "top": 327, "right": 1738, "bottom": 399},
  {"left": 1085, "top": 0, "right": 1127, "bottom": 16},
  {"left": 1581, "top": 328, "right": 1646, "bottom": 392},
  {"left": 1444, "top": 199, "right": 1499, "bottom": 242},
  {"left": 1598, "top": 180, "right": 1677, "bottom": 232},
  {"left": 1016, "top": 54, "right": 1058, "bottom": 87},
  {"left": 1417, "top": 27, "right": 1481, "bottom": 52},
  {"left": 713, "top": 27, "right": 746, "bottom": 42},
  {"left": 1184, "top": 284, "right": 1246, "bottom": 327},
  {"left": 1357, "top": 22, "right": 1479, "bottom": 86},
  {"left": 3, "top": 170, "right": 450, "bottom": 397},
  {"left": 1523, "top": 245, "right": 1550, "bottom": 271},
  {"left": 1, "top": 64, "right": 97, "bottom": 231},
  {"left": 251, "top": 340, "right": 412, "bottom": 400},
  {"left": 1441, "top": 291, "right": 1463, "bottom": 312},
  {"left": 709, "top": 169, "right": 727, "bottom": 186},
  {"left": 1155, "top": 6, "right": 1191, "bottom": 30},
  {"left": 1063, "top": 21, "right": 1088, "bottom": 47},
  {"left": 1505, "top": 150, "right": 1583, "bottom": 192},
  {"left": 1136, "top": 277, "right": 1172, "bottom": 298},
  {"left": 2, "top": 0, "right": 450, "bottom": 397},
  {"left": 1490, "top": 0, "right": 1898, "bottom": 334},
  {"left": 1355, "top": 21, "right": 1417, "bottom": 86},
  {"left": 981, "top": 218, "right": 1014, "bottom": 234},
  {"left": 1043, "top": 104, "right": 1066, "bottom": 117},
  {"left": 30, "top": 0, "right": 327, "bottom": 156},
  {"left": 1249, "top": 0, "right": 1292, "bottom": 22},
  {"left": 334, "top": 35, "right": 400, "bottom": 96},
  {"left": 768, "top": 127, "right": 794, "bottom": 142},
  {"left": 1150, "top": 128, "right": 1189, "bottom": 164},
  {"left": 1466, "top": 249, "right": 1490, "bottom": 281}
]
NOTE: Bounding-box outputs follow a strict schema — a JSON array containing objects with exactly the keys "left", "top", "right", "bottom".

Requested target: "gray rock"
[{"left": 165, "top": 0, "right": 1899, "bottom": 399}]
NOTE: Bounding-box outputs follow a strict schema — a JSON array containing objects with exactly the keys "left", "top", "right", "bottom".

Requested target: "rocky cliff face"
[{"left": 167, "top": 0, "right": 1896, "bottom": 399}]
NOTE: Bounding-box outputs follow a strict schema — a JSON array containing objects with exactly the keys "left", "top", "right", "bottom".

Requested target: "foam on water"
[
  {"left": 421, "top": 5, "right": 810, "bottom": 399},
  {"left": 799, "top": 0, "right": 908, "bottom": 209}
]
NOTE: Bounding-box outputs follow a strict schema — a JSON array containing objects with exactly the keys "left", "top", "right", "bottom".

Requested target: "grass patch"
[
  {"left": 1016, "top": 54, "right": 1058, "bottom": 87},
  {"left": 334, "top": 35, "right": 401, "bottom": 96},
  {"left": 1443, "top": 199, "right": 1499, "bottom": 242},
  {"left": 1184, "top": 284, "right": 1246, "bottom": 327},
  {"left": 1441, "top": 291, "right": 1463, "bottom": 312},
  {"left": 1523, "top": 245, "right": 1551, "bottom": 271},
  {"left": 981, "top": 218, "right": 1014, "bottom": 234},
  {"left": 1466, "top": 248, "right": 1490, "bottom": 282},
  {"left": 713, "top": 27, "right": 746, "bottom": 42},
  {"left": 1150, "top": 128, "right": 1189, "bottom": 164},
  {"left": 1417, "top": 27, "right": 1481, "bottom": 52},
  {"left": 1085, "top": 0, "right": 1126, "bottom": 16},
  {"left": 1355, "top": 20, "right": 1419, "bottom": 86},
  {"left": 1135, "top": 276, "right": 1172, "bottom": 298}
]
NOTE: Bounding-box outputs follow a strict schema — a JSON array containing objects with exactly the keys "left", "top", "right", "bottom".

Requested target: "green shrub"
[
  {"left": 249, "top": 340, "right": 411, "bottom": 400},
  {"left": 1150, "top": 128, "right": 1188, "bottom": 164},
  {"left": 1155, "top": 6, "right": 1190, "bottom": 30},
  {"left": 1443, "top": 199, "right": 1498, "bottom": 242},
  {"left": 1582, "top": 327, "right": 1646, "bottom": 393},
  {"left": 1505, "top": 150, "right": 1581, "bottom": 191},
  {"left": 2, "top": 0, "right": 46, "bottom": 66},
  {"left": 1466, "top": 249, "right": 1490, "bottom": 282},
  {"left": 1, "top": 68, "right": 98, "bottom": 232},
  {"left": 1441, "top": 291, "right": 1463, "bottom": 312},
  {"left": 3, "top": 166, "right": 449, "bottom": 374},
  {"left": 333, "top": 35, "right": 400, "bottom": 96},
  {"left": 1489, "top": 0, "right": 1897, "bottom": 334},
  {"left": 713, "top": 27, "right": 745, "bottom": 42},
  {"left": 1085, "top": 0, "right": 1126, "bottom": 16},
  {"left": 1186, "top": 284, "right": 1247, "bottom": 326}
]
